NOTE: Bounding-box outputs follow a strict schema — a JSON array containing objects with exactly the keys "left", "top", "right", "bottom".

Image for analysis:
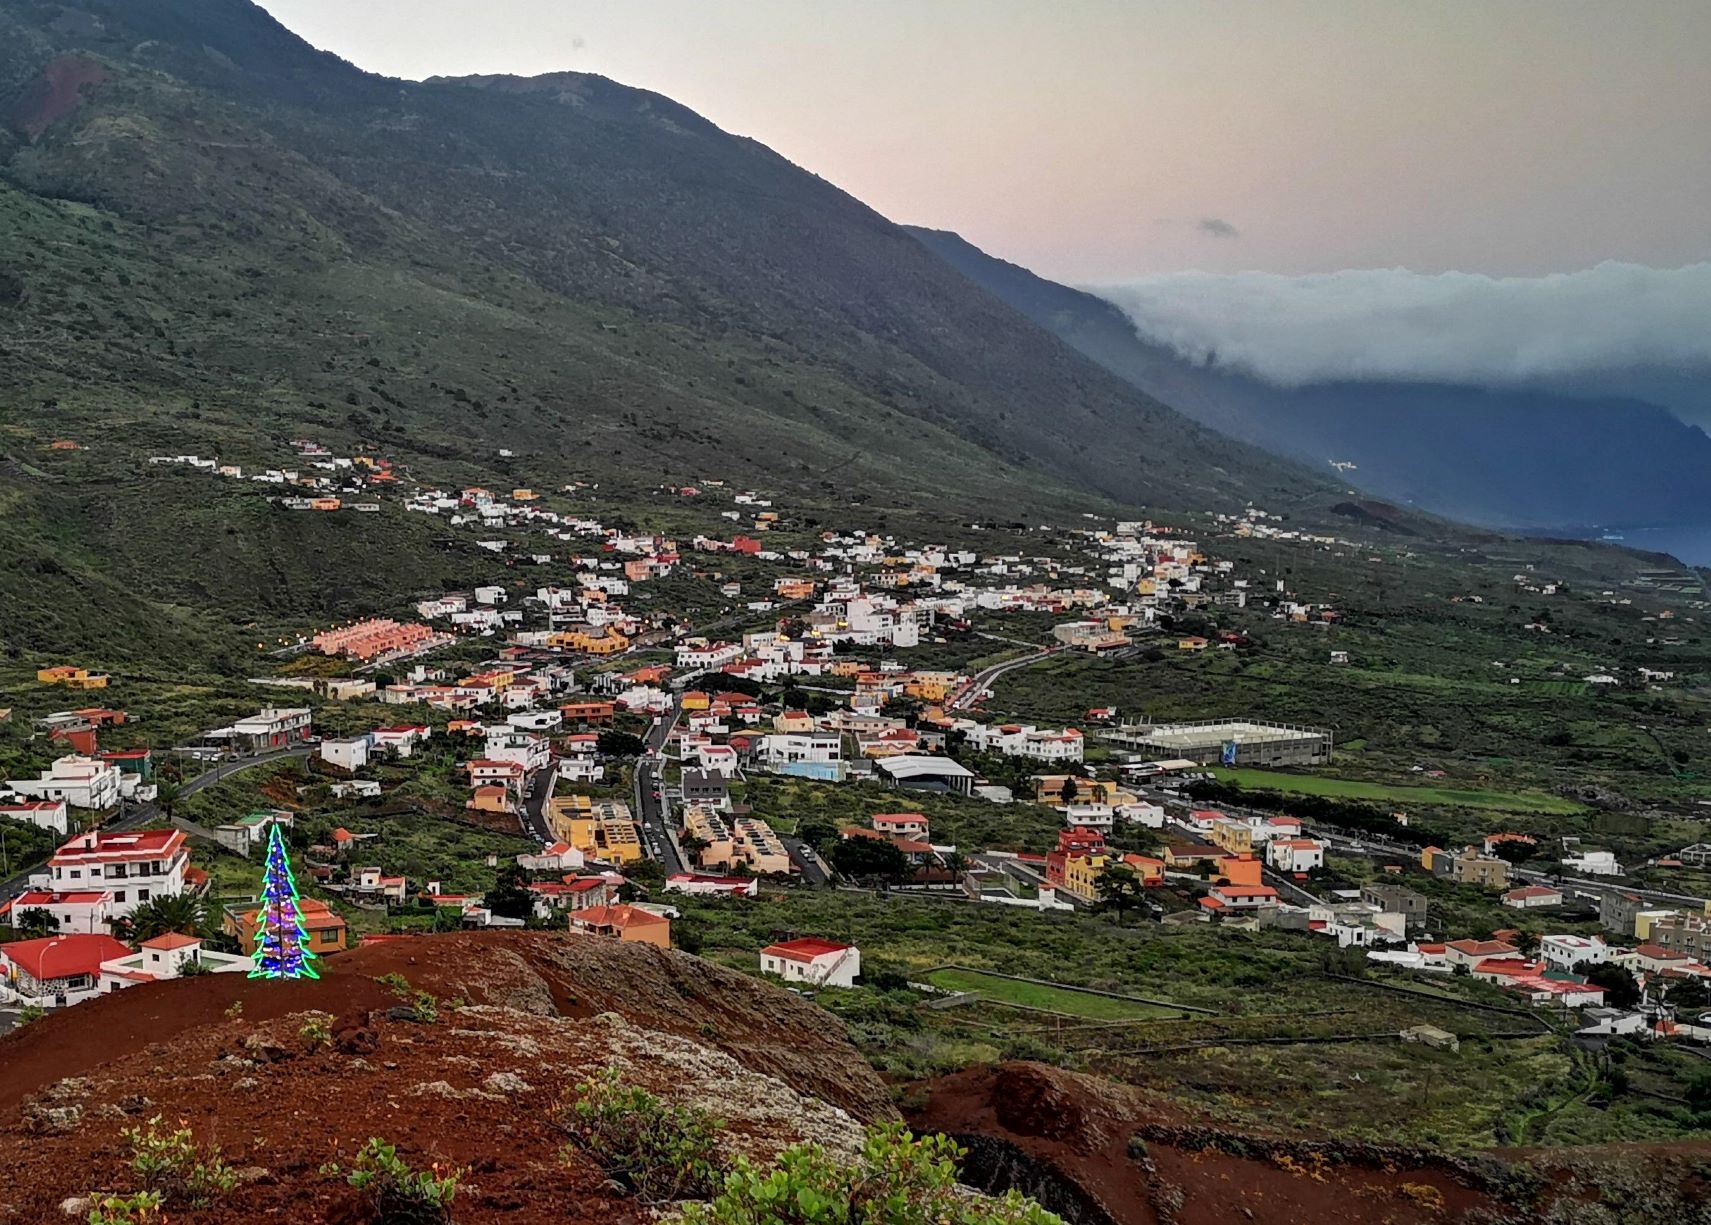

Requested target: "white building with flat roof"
[{"left": 6, "top": 756, "right": 121, "bottom": 812}]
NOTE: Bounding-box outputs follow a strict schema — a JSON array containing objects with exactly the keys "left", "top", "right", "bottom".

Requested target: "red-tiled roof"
[
  {"left": 574, "top": 904, "right": 667, "bottom": 930},
  {"left": 139, "top": 932, "right": 201, "bottom": 951},
  {"left": 761, "top": 937, "right": 850, "bottom": 962},
  {"left": 1, "top": 934, "right": 133, "bottom": 981}
]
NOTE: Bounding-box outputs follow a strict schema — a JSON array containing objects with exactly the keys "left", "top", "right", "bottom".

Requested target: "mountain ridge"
[{"left": 0, "top": 0, "right": 1328, "bottom": 517}]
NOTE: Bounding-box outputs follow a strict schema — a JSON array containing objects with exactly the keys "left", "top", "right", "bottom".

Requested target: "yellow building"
[
  {"left": 682, "top": 805, "right": 736, "bottom": 868},
  {"left": 1209, "top": 819, "right": 1254, "bottom": 856},
  {"left": 549, "top": 628, "right": 630, "bottom": 656},
  {"left": 1061, "top": 853, "right": 1110, "bottom": 902},
  {"left": 904, "top": 672, "right": 961, "bottom": 703},
  {"left": 37, "top": 665, "right": 109, "bottom": 690},
  {"left": 547, "top": 797, "right": 645, "bottom": 866}
]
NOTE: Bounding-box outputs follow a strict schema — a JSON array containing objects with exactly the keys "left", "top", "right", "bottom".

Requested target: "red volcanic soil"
[
  {"left": 9, "top": 54, "right": 108, "bottom": 140},
  {"left": 0, "top": 932, "right": 892, "bottom": 1224},
  {"left": 906, "top": 1063, "right": 1499, "bottom": 1225}
]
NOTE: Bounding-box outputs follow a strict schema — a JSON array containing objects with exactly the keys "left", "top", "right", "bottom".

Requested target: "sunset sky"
[{"left": 255, "top": 0, "right": 1710, "bottom": 284}]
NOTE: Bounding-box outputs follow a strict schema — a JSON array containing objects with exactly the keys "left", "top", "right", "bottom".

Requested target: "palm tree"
[
  {"left": 154, "top": 778, "right": 183, "bottom": 821},
  {"left": 112, "top": 893, "right": 208, "bottom": 945}
]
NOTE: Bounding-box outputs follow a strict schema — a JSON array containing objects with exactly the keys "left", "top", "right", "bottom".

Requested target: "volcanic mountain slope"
[
  {"left": 0, "top": 0, "right": 1322, "bottom": 523},
  {"left": 907, "top": 225, "right": 1711, "bottom": 533}
]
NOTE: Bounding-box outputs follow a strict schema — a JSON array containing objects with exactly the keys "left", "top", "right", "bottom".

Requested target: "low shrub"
[
  {"left": 120, "top": 1116, "right": 237, "bottom": 1207},
  {"left": 327, "top": 1137, "right": 463, "bottom": 1225},
  {"left": 553, "top": 1066, "right": 722, "bottom": 1202},
  {"left": 679, "top": 1124, "right": 1061, "bottom": 1225}
]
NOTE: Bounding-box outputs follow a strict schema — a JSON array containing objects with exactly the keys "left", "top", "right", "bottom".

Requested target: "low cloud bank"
[{"left": 1092, "top": 262, "right": 1711, "bottom": 388}]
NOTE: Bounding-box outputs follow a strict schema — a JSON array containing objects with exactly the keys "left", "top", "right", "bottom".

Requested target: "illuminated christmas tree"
[{"left": 249, "top": 823, "right": 320, "bottom": 980}]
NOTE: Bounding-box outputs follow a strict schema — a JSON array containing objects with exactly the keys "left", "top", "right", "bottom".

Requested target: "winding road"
[{"left": 1, "top": 745, "right": 315, "bottom": 901}]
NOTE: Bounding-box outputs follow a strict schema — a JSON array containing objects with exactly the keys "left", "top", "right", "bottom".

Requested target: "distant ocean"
[{"left": 1580, "top": 524, "right": 1711, "bottom": 568}]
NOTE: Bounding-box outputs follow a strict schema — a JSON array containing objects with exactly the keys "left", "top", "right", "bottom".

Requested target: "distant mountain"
[{"left": 908, "top": 227, "right": 1711, "bottom": 532}]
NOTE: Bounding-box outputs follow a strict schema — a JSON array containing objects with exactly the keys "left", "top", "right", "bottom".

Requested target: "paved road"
[
  {"left": 0, "top": 745, "right": 315, "bottom": 901},
  {"left": 781, "top": 834, "right": 831, "bottom": 885},
  {"left": 521, "top": 767, "right": 556, "bottom": 843},
  {"left": 947, "top": 644, "right": 1060, "bottom": 712},
  {"left": 634, "top": 701, "right": 686, "bottom": 874}
]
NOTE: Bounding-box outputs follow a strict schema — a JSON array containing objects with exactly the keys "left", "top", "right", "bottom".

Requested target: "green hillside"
[{"left": 0, "top": 0, "right": 1336, "bottom": 662}]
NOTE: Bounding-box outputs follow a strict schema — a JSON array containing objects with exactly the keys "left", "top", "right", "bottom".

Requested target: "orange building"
[
  {"left": 1216, "top": 854, "right": 1264, "bottom": 888},
  {"left": 313, "top": 618, "right": 442, "bottom": 662},
  {"left": 569, "top": 904, "right": 671, "bottom": 948},
  {"left": 229, "top": 897, "right": 348, "bottom": 956}
]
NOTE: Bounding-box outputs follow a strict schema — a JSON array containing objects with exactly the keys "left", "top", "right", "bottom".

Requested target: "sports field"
[{"left": 1209, "top": 767, "right": 1585, "bottom": 814}]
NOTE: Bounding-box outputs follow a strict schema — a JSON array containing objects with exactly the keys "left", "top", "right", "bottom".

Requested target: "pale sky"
[{"left": 256, "top": 0, "right": 1711, "bottom": 283}]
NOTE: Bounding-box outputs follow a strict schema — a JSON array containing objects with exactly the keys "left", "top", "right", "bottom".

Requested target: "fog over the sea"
[{"left": 1092, "top": 263, "right": 1711, "bottom": 390}]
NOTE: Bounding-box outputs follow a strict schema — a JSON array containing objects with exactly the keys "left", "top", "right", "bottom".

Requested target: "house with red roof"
[
  {"left": 569, "top": 903, "right": 671, "bottom": 948},
  {"left": 871, "top": 813, "right": 930, "bottom": 840},
  {"left": 1443, "top": 938, "right": 1520, "bottom": 970},
  {"left": 1502, "top": 884, "right": 1564, "bottom": 909},
  {"left": 98, "top": 932, "right": 249, "bottom": 994},
  {"left": 0, "top": 798, "right": 70, "bottom": 837},
  {"left": 46, "top": 828, "right": 188, "bottom": 918},
  {"left": 0, "top": 933, "right": 134, "bottom": 1007},
  {"left": 1200, "top": 884, "right": 1281, "bottom": 913},
  {"left": 517, "top": 842, "right": 585, "bottom": 873},
  {"left": 527, "top": 876, "right": 612, "bottom": 919},
  {"left": 759, "top": 937, "right": 861, "bottom": 988},
  {"left": 0, "top": 889, "right": 111, "bottom": 935}
]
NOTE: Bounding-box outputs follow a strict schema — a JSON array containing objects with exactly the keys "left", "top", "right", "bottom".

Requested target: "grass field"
[
  {"left": 923, "top": 967, "right": 1182, "bottom": 1021},
  {"left": 1209, "top": 767, "right": 1586, "bottom": 814}
]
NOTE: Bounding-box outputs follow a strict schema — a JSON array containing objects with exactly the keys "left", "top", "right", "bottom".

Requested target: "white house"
[
  {"left": 1502, "top": 885, "right": 1563, "bottom": 909},
  {"left": 371, "top": 725, "right": 430, "bottom": 757},
  {"left": 759, "top": 937, "right": 861, "bottom": 988},
  {"left": 320, "top": 736, "right": 372, "bottom": 772},
  {"left": 1116, "top": 802, "right": 1166, "bottom": 829},
  {"left": 664, "top": 873, "right": 760, "bottom": 898},
  {"left": 44, "top": 828, "right": 189, "bottom": 918},
  {"left": 6, "top": 756, "right": 122, "bottom": 812},
  {"left": 1541, "top": 933, "right": 1611, "bottom": 971},
  {"left": 0, "top": 889, "right": 112, "bottom": 935},
  {"left": 330, "top": 780, "right": 383, "bottom": 799},
  {"left": 517, "top": 842, "right": 586, "bottom": 873},
  {"left": 99, "top": 932, "right": 249, "bottom": 993},
  {"left": 756, "top": 733, "right": 840, "bottom": 766},
  {"left": 960, "top": 722, "right": 1084, "bottom": 764},
  {"left": 0, "top": 799, "right": 71, "bottom": 837},
  {"left": 1266, "top": 838, "right": 1325, "bottom": 874},
  {"left": 229, "top": 707, "right": 313, "bottom": 753},
  {"left": 484, "top": 729, "right": 552, "bottom": 773},
  {"left": 696, "top": 744, "right": 740, "bottom": 778},
  {"left": 1563, "top": 850, "right": 1624, "bottom": 877}
]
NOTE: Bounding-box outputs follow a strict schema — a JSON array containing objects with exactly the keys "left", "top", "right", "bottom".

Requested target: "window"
[
  {"left": 114, "top": 891, "right": 127, "bottom": 904},
  {"left": 138, "top": 889, "right": 150, "bottom": 902}
]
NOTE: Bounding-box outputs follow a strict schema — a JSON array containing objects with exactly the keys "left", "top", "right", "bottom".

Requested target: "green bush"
[
  {"left": 554, "top": 1066, "right": 723, "bottom": 1202},
  {"left": 328, "top": 1137, "right": 463, "bottom": 1225},
  {"left": 680, "top": 1125, "right": 1061, "bottom": 1225},
  {"left": 86, "top": 1191, "right": 164, "bottom": 1225},
  {"left": 119, "top": 1116, "right": 237, "bottom": 1207}
]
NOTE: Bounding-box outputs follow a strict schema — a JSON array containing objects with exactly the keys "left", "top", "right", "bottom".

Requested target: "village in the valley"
[{"left": 3, "top": 437, "right": 1708, "bottom": 1056}]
